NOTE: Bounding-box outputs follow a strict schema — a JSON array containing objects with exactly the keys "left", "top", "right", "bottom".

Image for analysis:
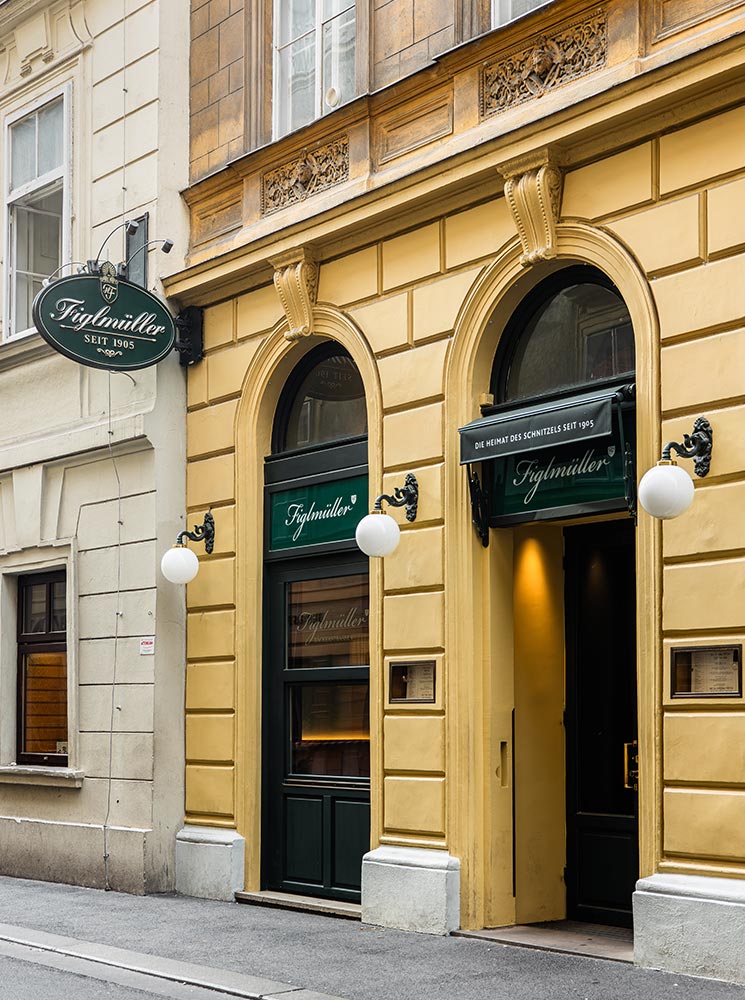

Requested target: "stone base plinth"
[
  {"left": 175, "top": 825, "right": 244, "bottom": 902},
  {"left": 634, "top": 873, "right": 745, "bottom": 985},
  {"left": 361, "top": 845, "right": 460, "bottom": 935}
]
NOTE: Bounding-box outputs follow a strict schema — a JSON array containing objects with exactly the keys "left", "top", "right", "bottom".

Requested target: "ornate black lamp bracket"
[
  {"left": 176, "top": 510, "right": 215, "bottom": 554},
  {"left": 661, "top": 417, "right": 713, "bottom": 478},
  {"left": 467, "top": 465, "right": 489, "bottom": 547},
  {"left": 373, "top": 473, "right": 419, "bottom": 522}
]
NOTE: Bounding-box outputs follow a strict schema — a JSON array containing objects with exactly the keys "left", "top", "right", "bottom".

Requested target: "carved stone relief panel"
[
  {"left": 261, "top": 135, "right": 350, "bottom": 216},
  {"left": 481, "top": 9, "right": 607, "bottom": 118}
]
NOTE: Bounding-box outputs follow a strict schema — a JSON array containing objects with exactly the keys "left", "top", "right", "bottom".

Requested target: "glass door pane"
[
  {"left": 290, "top": 681, "right": 370, "bottom": 777},
  {"left": 287, "top": 573, "right": 368, "bottom": 668}
]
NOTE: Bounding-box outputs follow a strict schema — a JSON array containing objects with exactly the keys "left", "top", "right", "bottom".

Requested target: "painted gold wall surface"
[
  {"left": 177, "top": 0, "right": 745, "bottom": 930},
  {"left": 513, "top": 526, "right": 566, "bottom": 924}
]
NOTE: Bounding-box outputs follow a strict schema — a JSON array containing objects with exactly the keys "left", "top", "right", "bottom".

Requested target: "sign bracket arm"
[{"left": 467, "top": 464, "right": 490, "bottom": 548}]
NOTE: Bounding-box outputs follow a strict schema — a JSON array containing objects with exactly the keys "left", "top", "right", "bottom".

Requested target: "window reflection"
[
  {"left": 24, "top": 584, "right": 48, "bottom": 634},
  {"left": 502, "top": 281, "right": 635, "bottom": 402},
  {"left": 284, "top": 353, "right": 366, "bottom": 450},
  {"left": 287, "top": 574, "right": 369, "bottom": 669}
]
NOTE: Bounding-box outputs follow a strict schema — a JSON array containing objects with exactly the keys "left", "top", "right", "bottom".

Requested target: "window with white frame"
[
  {"left": 16, "top": 570, "right": 68, "bottom": 766},
  {"left": 491, "top": 0, "right": 550, "bottom": 26},
  {"left": 5, "top": 95, "right": 67, "bottom": 339},
  {"left": 273, "top": 0, "right": 356, "bottom": 139}
]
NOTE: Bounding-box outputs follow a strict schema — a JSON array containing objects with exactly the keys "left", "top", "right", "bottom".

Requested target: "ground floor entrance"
[
  {"left": 511, "top": 515, "right": 638, "bottom": 931},
  {"left": 564, "top": 519, "right": 638, "bottom": 927},
  {"left": 262, "top": 554, "right": 371, "bottom": 903}
]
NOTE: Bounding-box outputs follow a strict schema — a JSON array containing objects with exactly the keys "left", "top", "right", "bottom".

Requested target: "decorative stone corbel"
[
  {"left": 271, "top": 248, "right": 319, "bottom": 342},
  {"left": 70, "top": 1, "right": 93, "bottom": 48},
  {"left": 500, "top": 153, "right": 564, "bottom": 267}
]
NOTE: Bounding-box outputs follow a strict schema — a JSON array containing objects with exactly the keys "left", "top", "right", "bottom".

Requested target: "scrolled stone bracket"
[
  {"left": 271, "top": 249, "right": 319, "bottom": 342},
  {"left": 500, "top": 156, "right": 564, "bottom": 267}
]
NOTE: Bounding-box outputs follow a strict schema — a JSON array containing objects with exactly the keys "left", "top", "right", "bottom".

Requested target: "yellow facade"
[{"left": 170, "top": 0, "right": 745, "bottom": 979}]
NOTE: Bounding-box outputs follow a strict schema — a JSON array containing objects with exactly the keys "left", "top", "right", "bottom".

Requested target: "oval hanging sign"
[{"left": 32, "top": 266, "right": 176, "bottom": 371}]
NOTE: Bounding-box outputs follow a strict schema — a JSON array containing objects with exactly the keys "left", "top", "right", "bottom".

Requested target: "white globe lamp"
[
  {"left": 638, "top": 418, "right": 713, "bottom": 520},
  {"left": 354, "top": 473, "right": 419, "bottom": 559},
  {"left": 638, "top": 462, "right": 694, "bottom": 519},
  {"left": 161, "top": 544, "right": 200, "bottom": 584},
  {"left": 160, "top": 511, "right": 215, "bottom": 584},
  {"left": 356, "top": 510, "right": 401, "bottom": 557}
]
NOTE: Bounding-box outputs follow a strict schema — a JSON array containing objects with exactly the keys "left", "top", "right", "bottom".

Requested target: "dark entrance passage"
[{"left": 564, "top": 519, "right": 638, "bottom": 927}]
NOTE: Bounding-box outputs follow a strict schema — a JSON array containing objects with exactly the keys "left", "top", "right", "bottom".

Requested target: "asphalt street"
[{"left": 0, "top": 876, "right": 742, "bottom": 1000}]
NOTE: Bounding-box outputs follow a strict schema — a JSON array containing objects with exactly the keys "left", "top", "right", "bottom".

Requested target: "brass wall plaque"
[{"left": 671, "top": 645, "right": 742, "bottom": 698}]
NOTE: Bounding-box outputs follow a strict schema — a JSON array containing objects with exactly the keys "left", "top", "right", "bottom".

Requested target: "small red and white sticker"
[{"left": 139, "top": 636, "right": 155, "bottom": 656}]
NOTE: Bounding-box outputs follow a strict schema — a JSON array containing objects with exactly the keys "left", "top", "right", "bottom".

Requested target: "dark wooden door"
[
  {"left": 262, "top": 554, "right": 370, "bottom": 902},
  {"left": 564, "top": 519, "right": 638, "bottom": 927}
]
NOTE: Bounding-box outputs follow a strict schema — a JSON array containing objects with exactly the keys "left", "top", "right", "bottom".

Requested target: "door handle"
[{"left": 623, "top": 740, "right": 638, "bottom": 791}]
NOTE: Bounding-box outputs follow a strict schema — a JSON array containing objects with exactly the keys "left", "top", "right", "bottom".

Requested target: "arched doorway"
[
  {"left": 462, "top": 264, "right": 638, "bottom": 927},
  {"left": 261, "top": 343, "right": 371, "bottom": 902}
]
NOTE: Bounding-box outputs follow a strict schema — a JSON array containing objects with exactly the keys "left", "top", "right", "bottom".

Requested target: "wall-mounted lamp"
[
  {"left": 42, "top": 262, "right": 88, "bottom": 286},
  {"left": 89, "top": 219, "right": 139, "bottom": 274},
  {"left": 355, "top": 474, "right": 418, "bottom": 557},
  {"left": 161, "top": 511, "right": 215, "bottom": 584},
  {"left": 638, "top": 417, "right": 713, "bottom": 519},
  {"left": 117, "top": 238, "right": 174, "bottom": 280}
]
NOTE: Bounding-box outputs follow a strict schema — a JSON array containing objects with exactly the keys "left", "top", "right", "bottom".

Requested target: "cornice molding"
[
  {"left": 270, "top": 248, "right": 319, "bottom": 342},
  {"left": 0, "top": 0, "right": 91, "bottom": 84},
  {"left": 167, "top": 26, "right": 745, "bottom": 303}
]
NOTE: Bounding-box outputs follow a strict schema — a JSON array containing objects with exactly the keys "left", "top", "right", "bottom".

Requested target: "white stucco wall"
[{"left": 0, "top": 0, "right": 189, "bottom": 892}]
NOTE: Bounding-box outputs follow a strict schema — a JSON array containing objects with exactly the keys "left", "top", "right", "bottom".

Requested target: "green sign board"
[
  {"left": 490, "top": 441, "right": 627, "bottom": 521},
  {"left": 489, "top": 407, "right": 634, "bottom": 523},
  {"left": 32, "top": 267, "right": 176, "bottom": 371},
  {"left": 269, "top": 474, "right": 368, "bottom": 551}
]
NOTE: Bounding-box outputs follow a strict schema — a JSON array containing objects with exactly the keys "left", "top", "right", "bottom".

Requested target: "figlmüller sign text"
[{"left": 32, "top": 271, "right": 176, "bottom": 371}]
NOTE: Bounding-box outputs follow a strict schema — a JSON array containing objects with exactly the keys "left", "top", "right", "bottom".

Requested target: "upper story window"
[
  {"left": 273, "top": 0, "right": 356, "bottom": 138},
  {"left": 276, "top": 344, "right": 367, "bottom": 452},
  {"left": 492, "top": 0, "right": 551, "bottom": 27},
  {"left": 492, "top": 266, "right": 635, "bottom": 404},
  {"left": 5, "top": 93, "right": 68, "bottom": 340}
]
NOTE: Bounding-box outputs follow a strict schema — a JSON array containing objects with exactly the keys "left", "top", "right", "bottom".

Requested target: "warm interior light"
[
  {"left": 160, "top": 544, "right": 199, "bottom": 584},
  {"left": 638, "top": 461, "right": 694, "bottom": 519},
  {"left": 355, "top": 510, "right": 401, "bottom": 557}
]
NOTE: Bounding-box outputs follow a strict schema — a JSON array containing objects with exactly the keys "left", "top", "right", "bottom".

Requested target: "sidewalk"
[{"left": 0, "top": 875, "right": 741, "bottom": 1000}]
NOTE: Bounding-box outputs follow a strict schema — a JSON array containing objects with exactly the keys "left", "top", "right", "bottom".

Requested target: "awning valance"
[{"left": 458, "top": 386, "right": 627, "bottom": 465}]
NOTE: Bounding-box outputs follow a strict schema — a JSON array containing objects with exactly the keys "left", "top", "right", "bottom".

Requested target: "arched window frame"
[
  {"left": 272, "top": 341, "right": 368, "bottom": 457},
  {"left": 490, "top": 265, "right": 635, "bottom": 406}
]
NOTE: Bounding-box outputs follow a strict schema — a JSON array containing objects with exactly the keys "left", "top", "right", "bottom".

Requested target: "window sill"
[
  {"left": 0, "top": 765, "right": 84, "bottom": 788},
  {"left": 0, "top": 331, "right": 54, "bottom": 372}
]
